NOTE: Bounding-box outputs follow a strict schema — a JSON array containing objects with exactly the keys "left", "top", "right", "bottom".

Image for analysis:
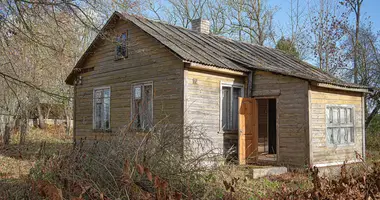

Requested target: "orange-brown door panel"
[{"left": 238, "top": 97, "right": 258, "bottom": 165}]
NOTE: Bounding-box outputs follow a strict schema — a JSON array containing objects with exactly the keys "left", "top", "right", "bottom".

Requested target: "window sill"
[
  {"left": 92, "top": 129, "right": 112, "bottom": 133},
  {"left": 114, "top": 56, "right": 127, "bottom": 61},
  {"left": 327, "top": 143, "right": 356, "bottom": 148},
  {"left": 221, "top": 130, "right": 239, "bottom": 134}
]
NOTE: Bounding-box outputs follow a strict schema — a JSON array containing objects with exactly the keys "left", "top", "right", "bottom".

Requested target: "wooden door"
[{"left": 238, "top": 97, "right": 258, "bottom": 165}]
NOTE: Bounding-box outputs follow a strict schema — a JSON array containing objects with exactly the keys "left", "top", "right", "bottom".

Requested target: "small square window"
[{"left": 326, "top": 106, "right": 354, "bottom": 146}]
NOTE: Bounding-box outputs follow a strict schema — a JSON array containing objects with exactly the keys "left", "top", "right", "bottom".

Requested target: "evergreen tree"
[{"left": 275, "top": 37, "right": 300, "bottom": 58}]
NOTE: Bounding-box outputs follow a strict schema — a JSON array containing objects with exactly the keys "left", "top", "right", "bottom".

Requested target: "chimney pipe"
[{"left": 191, "top": 18, "right": 210, "bottom": 34}]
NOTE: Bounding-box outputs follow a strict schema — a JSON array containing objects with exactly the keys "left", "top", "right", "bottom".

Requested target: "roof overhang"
[
  {"left": 311, "top": 81, "right": 370, "bottom": 93},
  {"left": 185, "top": 62, "right": 248, "bottom": 76}
]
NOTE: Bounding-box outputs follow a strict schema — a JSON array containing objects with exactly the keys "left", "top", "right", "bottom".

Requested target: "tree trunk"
[
  {"left": 66, "top": 115, "right": 71, "bottom": 136},
  {"left": 353, "top": 0, "right": 362, "bottom": 84},
  {"left": 37, "top": 103, "right": 46, "bottom": 129},
  {"left": 19, "top": 118, "right": 27, "bottom": 145},
  {"left": 4, "top": 123, "right": 10, "bottom": 145}
]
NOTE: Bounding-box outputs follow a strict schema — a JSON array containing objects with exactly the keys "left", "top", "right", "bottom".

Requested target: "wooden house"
[{"left": 66, "top": 12, "right": 370, "bottom": 168}]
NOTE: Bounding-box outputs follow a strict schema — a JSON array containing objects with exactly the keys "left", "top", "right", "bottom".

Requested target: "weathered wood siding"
[
  {"left": 253, "top": 71, "right": 309, "bottom": 166},
  {"left": 184, "top": 68, "right": 246, "bottom": 156},
  {"left": 309, "top": 85, "right": 363, "bottom": 165},
  {"left": 74, "top": 19, "right": 183, "bottom": 140}
]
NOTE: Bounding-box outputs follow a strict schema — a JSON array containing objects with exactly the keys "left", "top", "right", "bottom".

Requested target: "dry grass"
[
  {"left": 0, "top": 125, "right": 72, "bottom": 199},
  {"left": 1, "top": 126, "right": 379, "bottom": 199},
  {"left": 0, "top": 126, "right": 71, "bottom": 179}
]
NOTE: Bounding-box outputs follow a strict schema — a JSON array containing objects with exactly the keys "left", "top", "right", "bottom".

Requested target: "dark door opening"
[
  {"left": 268, "top": 99, "right": 277, "bottom": 154},
  {"left": 257, "top": 98, "right": 277, "bottom": 162}
]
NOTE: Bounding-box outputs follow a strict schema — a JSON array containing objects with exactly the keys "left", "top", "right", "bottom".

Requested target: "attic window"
[{"left": 115, "top": 32, "right": 127, "bottom": 59}]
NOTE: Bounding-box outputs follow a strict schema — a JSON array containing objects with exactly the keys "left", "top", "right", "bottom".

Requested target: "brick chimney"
[{"left": 191, "top": 18, "right": 210, "bottom": 34}]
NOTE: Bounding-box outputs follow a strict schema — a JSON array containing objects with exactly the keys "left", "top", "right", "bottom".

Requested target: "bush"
[
  {"left": 28, "top": 124, "right": 228, "bottom": 199},
  {"left": 367, "top": 114, "right": 380, "bottom": 151}
]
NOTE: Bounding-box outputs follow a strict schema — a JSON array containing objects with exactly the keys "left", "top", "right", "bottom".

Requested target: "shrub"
[{"left": 28, "top": 124, "right": 227, "bottom": 199}]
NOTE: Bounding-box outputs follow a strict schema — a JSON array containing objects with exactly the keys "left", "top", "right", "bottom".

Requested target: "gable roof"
[{"left": 66, "top": 12, "right": 368, "bottom": 90}]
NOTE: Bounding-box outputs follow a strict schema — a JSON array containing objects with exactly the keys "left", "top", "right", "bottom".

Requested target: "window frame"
[
  {"left": 219, "top": 82, "right": 244, "bottom": 132},
  {"left": 115, "top": 31, "right": 128, "bottom": 60},
  {"left": 325, "top": 104, "right": 355, "bottom": 147},
  {"left": 92, "top": 86, "right": 111, "bottom": 131},
  {"left": 130, "top": 81, "right": 154, "bottom": 131}
]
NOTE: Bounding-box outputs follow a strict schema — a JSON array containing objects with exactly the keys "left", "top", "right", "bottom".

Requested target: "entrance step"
[{"left": 249, "top": 166, "right": 288, "bottom": 179}]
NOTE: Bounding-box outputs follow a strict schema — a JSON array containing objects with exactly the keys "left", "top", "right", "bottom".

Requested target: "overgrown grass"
[
  {"left": 0, "top": 126, "right": 71, "bottom": 179},
  {"left": 366, "top": 114, "right": 380, "bottom": 162},
  {"left": 0, "top": 126, "right": 72, "bottom": 199},
  {"left": 2, "top": 124, "right": 380, "bottom": 199}
]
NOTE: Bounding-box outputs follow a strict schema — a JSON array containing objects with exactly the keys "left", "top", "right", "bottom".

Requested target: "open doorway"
[{"left": 257, "top": 98, "right": 277, "bottom": 162}]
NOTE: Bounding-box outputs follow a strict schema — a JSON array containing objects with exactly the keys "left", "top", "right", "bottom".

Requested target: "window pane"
[
  {"left": 326, "top": 108, "right": 331, "bottom": 125},
  {"left": 347, "top": 108, "right": 352, "bottom": 124},
  {"left": 95, "top": 103, "right": 102, "bottom": 129},
  {"left": 231, "top": 87, "right": 242, "bottom": 130},
  {"left": 104, "top": 96, "right": 110, "bottom": 129},
  {"left": 222, "top": 87, "right": 231, "bottom": 130},
  {"left": 332, "top": 108, "right": 339, "bottom": 124},
  {"left": 95, "top": 90, "right": 102, "bottom": 103},
  {"left": 143, "top": 85, "right": 153, "bottom": 129},
  {"left": 349, "top": 128, "right": 354, "bottom": 143},
  {"left": 327, "top": 128, "right": 333, "bottom": 144},
  {"left": 337, "top": 128, "right": 343, "bottom": 144},
  {"left": 341, "top": 128, "right": 348, "bottom": 144},
  {"left": 340, "top": 108, "right": 346, "bottom": 124},
  {"left": 104, "top": 89, "right": 110, "bottom": 98},
  {"left": 333, "top": 128, "right": 339, "bottom": 145}
]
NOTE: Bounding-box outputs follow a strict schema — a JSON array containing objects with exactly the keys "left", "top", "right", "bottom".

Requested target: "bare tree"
[
  {"left": 284, "top": 0, "right": 309, "bottom": 60},
  {"left": 227, "top": 0, "right": 277, "bottom": 45},
  {"left": 342, "top": 0, "right": 364, "bottom": 84},
  {"left": 307, "top": 0, "right": 348, "bottom": 73}
]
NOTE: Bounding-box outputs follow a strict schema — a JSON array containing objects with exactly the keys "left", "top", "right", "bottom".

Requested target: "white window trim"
[
  {"left": 219, "top": 81, "right": 244, "bottom": 132},
  {"left": 93, "top": 86, "right": 111, "bottom": 130},
  {"left": 325, "top": 104, "right": 355, "bottom": 147},
  {"left": 130, "top": 81, "right": 154, "bottom": 129}
]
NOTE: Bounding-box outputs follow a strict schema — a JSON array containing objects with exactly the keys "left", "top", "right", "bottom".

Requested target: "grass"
[
  {"left": 3, "top": 126, "right": 379, "bottom": 199},
  {"left": 0, "top": 127, "right": 313, "bottom": 199},
  {"left": 0, "top": 126, "right": 71, "bottom": 188}
]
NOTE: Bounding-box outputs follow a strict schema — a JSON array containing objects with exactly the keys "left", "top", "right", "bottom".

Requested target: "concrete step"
[{"left": 249, "top": 166, "right": 288, "bottom": 179}]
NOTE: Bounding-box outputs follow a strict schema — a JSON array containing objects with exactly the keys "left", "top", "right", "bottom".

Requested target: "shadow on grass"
[
  {"left": 0, "top": 178, "right": 39, "bottom": 200},
  {"left": 0, "top": 141, "right": 72, "bottom": 161}
]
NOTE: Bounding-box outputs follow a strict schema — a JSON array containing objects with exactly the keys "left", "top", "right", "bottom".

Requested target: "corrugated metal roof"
[
  {"left": 66, "top": 12, "right": 368, "bottom": 90},
  {"left": 123, "top": 13, "right": 367, "bottom": 89}
]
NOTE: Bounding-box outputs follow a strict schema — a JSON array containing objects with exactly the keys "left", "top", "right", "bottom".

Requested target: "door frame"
[{"left": 249, "top": 96, "right": 279, "bottom": 164}]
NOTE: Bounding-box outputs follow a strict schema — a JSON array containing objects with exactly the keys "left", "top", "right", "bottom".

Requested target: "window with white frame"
[
  {"left": 132, "top": 82, "right": 153, "bottom": 130},
  {"left": 221, "top": 84, "right": 243, "bottom": 131},
  {"left": 326, "top": 106, "right": 354, "bottom": 145},
  {"left": 93, "top": 87, "right": 111, "bottom": 130}
]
